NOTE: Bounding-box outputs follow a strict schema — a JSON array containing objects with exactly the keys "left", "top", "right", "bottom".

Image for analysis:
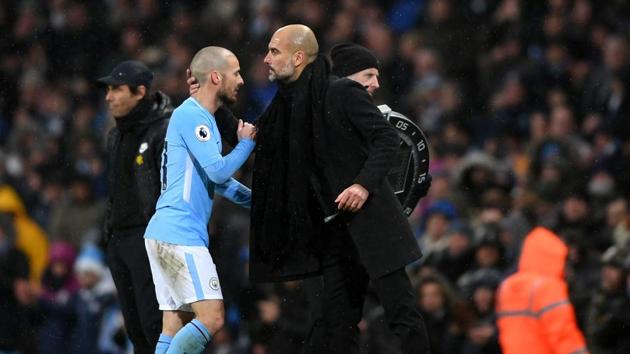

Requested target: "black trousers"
[
  {"left": 303, "top": 221, "right": 430, "bottom": 354},
  {"left": 106, "top": 233, "right": 162, "bottom": 354}
]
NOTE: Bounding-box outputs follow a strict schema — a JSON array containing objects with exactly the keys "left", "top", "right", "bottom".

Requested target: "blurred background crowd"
[{"left": 1, "top": 0, "right": 630, "bottom": 353}]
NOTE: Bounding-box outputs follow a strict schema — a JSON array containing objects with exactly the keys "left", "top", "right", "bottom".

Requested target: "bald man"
[
  {"left": 248, "top": 25, "right": 429, "bottom": 354},
  {"left": 143, "top": 46, "right": 256, "bottom": 354}
]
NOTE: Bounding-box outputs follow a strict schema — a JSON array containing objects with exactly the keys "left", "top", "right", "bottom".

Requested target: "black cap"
[
  {"left": 96, "top": 60, "right": 153, "bottom": 88},
  {"left": 330, "top": 42, "right": 379, "bottom": 77}
]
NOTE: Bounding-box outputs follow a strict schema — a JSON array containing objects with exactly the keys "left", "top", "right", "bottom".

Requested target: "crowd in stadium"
[{"left": 1, "top": 0, "right": 630, "bottom": 353}]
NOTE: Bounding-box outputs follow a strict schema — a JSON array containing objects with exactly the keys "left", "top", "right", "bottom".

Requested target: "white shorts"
[{"left": 145, "top": 239, "right": 223, "bottom": 312}]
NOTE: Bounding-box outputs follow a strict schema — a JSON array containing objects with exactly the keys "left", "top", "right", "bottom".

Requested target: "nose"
[
  {"left": 264, "top": 52, "right": 271, "bottom": 65},
  {"left": 372, "top": 77, "right": 380, "bottom": 90},
  {"left": 105, "top": 89, "right": 113, "bottom": 102},
  {"left": 238, "top": 74, "right": 244, "bottom": 86}
]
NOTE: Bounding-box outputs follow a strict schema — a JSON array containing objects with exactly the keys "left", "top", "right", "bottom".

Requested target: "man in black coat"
[
  {"left": 250, "top": 25, "right": 430, "bottom": 354},
  {"left": 98, "top": 60, "right": 172, "bottom": 353}
]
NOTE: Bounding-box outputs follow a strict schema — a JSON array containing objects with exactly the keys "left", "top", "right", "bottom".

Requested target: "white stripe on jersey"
[{"left": 183, "top": 154, "right": 193, "bottom": 202}]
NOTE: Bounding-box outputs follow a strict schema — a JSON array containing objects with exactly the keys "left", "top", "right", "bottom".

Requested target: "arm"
[
  {"left": 334, "top": 81, "right": 399, "bottom": 211},
  {"left": 178, "top": 111, "right": 255, "bottom": 184},
  {"left": 342, "top": 82, "right": 399, "bottom": 193},
  {"left": 215, "top": 178, "right": 251, "bottom": 208},
  {"left": 202, "top": 138, "right": 254, "bottom": 184},
  {"left": 535, "top": 281, "right": 589, "bottom": 354}
]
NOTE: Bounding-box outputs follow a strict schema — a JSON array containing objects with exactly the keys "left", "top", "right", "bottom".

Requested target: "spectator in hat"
[
  {"left": 457, "top": 223, "right": 506, "bottom": 297},
  {"left": 585, "top": 246, "right": 630, "bottom": 354},
  {"left": 97, "top": 60, "right": 173, "bottom": 353},
  {"left": 459, "top": 272, "right": 502, "bottom": 354},
  {"left": 69, "top": 243, "right": 118, "bottom": 354},
  {"left": 432, "top": 224, "right": 475, "bottom": 284},
  {"left": 69, "top": 243, "right": 120, "bottom": 354},
  {"left": 418, "top": 201, "right": 457, "bottom": 261},
  {"left": 36, "top": 241, "right": 80, "bottom": 354}
]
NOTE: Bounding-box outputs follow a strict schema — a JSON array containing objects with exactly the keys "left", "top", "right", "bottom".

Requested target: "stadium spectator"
[
  {"left": 0, "top": 212, "right": 31, "bottom": 352},
  {"left": 585, "top": 246, "right": 630, "bottom": 354}
]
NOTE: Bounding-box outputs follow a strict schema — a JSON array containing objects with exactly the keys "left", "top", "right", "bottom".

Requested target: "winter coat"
[
  {"left": 248, "top": 69, "right": 421, "bottom": 281},
  {"left": 0, "top": 184, "right": 49, "bottom": 281},
  {"left": 103, "top": 91, "right": 172, "bottom": 240},
  {"left": 313, "top": 77, "right": 421, "bottom": 279},
  {"left": 496, "top": 227, "right": 588, "bottom": 354}
]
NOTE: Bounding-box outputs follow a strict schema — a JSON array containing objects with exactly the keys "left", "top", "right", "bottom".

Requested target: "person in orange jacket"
[{"left": 496, "top": 226, "right": 589, "bottom": 354}]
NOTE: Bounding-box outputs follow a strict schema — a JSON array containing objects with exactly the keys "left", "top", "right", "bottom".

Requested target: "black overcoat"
[
  {"left": 313, "top": 77, "right": 422, "bottom": 279},
  {"left": 248, "top": 75, "right": 422, "bottom": 281}
]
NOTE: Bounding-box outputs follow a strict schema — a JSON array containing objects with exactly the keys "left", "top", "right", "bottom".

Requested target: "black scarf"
[{"left": 251, "top": 55, "right": 330, "bottom": 267}]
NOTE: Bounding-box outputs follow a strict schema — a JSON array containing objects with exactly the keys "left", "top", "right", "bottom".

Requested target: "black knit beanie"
[{"left": 330, "top": 42, "right": 379, "bottom": 77}]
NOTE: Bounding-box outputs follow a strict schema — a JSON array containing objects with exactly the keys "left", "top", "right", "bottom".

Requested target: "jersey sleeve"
[
  {"left": 175, "top": 107, "right": 255, "bottom": 184},
  {"left": 215, "top": 178, "right": 251, "bottom": 208}
]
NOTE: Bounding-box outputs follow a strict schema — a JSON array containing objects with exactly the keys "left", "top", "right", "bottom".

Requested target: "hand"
[
  {"left": 237, "top": 119, "right": 256, "bottom": 141},
  {"left": 335, "top": 184, "right": 369, "bottom": 212},
  {"left": 258, "top": 299, "right": 281, "bottom": 324},
  {"left": 187, "top": 68, "right": 201, "bottom": 96},
  {"left": 468, "top": 324, "right": 494, "bottom": 345}
]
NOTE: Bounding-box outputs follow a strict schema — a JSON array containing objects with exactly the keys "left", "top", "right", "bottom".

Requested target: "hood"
[
  {"left": 151, "top": 90, "right": 174, "bottom": 120},
  {"left": 453, "top": 151, "right": 497, "bottom": 186},
  {"left": 518, "top": 227, "right": 567, "bottom": 279},
  {"left": 0, "top": 185, "right": 27, "bottom": 216}
]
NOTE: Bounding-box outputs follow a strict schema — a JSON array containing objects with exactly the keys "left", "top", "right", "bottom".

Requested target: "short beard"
[
  {"left": 268, "top": 61, "right": 295, "bottom": 83},
  {"left": 218, "top": 87, "right": 236, "bottom": 106}
]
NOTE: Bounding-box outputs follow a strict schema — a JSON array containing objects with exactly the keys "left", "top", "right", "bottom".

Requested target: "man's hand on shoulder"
[{"left": 335, "top": 183, "right": 369, "bottom": 212}]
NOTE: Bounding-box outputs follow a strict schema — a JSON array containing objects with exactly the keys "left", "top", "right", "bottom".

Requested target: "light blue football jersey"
[{"left": 144, "top": 97, "right": 255, "bottom": 247}]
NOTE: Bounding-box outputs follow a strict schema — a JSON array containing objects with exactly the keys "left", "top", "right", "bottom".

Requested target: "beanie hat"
[
  {"left": 74, "top": 243, "right": 106, "bottom": 277},
  {"left": 49, "top": 241, "right": 77, "bottom": 269},
  {"left": 330, "top": 43, "right": 379, "bottom": 77}
]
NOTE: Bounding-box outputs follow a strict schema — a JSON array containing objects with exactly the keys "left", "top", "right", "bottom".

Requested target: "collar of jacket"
[{"left": 115, "top": 91, "right": 171, "bottom": 132}]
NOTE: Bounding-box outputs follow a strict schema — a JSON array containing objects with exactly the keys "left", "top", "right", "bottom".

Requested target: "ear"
[
  {"left": 293, "top": 50, "right": 305, "bottom": 67},
  {"left": 210, "top": 71, "right": 222, "bottom": 85},
  {"left": 135, "top": 85, "right": 147, "bottom": 99}
]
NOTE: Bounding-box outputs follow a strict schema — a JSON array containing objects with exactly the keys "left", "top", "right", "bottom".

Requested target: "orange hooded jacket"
[{"left": 496, "top": 227, "right": 588, "bottom": 354}]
